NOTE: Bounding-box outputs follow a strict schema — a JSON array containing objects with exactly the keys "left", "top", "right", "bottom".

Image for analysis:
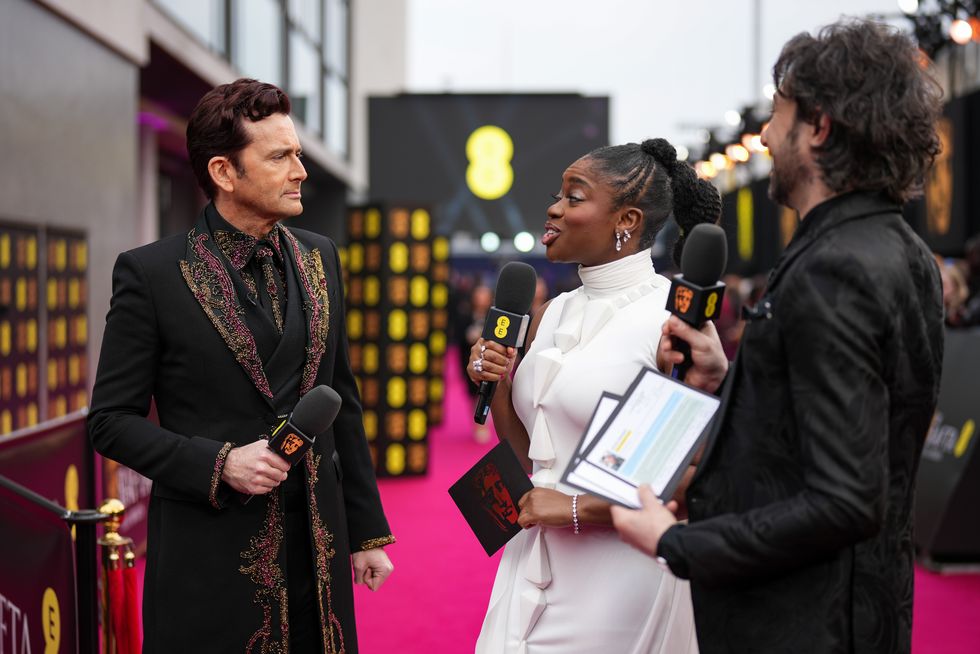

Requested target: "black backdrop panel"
[
  {"left": 904, "top": 89, "right": 980, "bottom": 256},
  {"left": 369, "top": 94, "right": 608, "bottom": 238},
  {"left": 718, "top": 178, "right": 786, "bottom": 277}
]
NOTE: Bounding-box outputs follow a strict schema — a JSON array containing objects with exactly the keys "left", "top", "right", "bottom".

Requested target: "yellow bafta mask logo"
[
  {"left": 675, "top": 287, "right": 693, "bottom": 314},
  {"left": 281, "top": 433, "right": 304, "bottom": 456}
]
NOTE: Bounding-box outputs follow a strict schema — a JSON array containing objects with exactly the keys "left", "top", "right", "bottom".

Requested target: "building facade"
[{"left": 0, "top": 0, "right": 406, "bottom": 432}]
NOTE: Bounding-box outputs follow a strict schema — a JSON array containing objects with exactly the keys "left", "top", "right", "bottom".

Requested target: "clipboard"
[{"left": 561, "top": 366, "right": 720, "bottom": 508}]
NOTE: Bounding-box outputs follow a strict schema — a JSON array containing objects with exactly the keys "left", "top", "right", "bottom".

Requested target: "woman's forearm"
[{"left": 489, "top": 377, "right": 532, "bottom": 472}]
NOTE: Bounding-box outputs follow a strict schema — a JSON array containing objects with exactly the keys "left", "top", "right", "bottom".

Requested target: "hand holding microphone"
[
  {"left": 469, "top": 262, "right": 538, "bottom": 424},
  {"left": 661, "top": 224, "right": 730, "bottom": 389},
  {"left": 225, "top": 385, "right": 343, "bottom": 499}
]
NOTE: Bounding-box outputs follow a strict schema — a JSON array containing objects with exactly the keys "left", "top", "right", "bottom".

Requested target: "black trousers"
[{"left": 284, "top": 500, "right": 320, "bottom": 653}]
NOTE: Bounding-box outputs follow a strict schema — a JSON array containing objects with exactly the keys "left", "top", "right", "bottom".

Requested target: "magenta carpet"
[{"left": 352, "top": 349, "right": 503, "bottom": 652}]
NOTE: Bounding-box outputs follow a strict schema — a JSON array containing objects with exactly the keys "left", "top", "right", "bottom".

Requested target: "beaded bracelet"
[{"left": 571, "top": 494, "right": 581, "bottom": 534}]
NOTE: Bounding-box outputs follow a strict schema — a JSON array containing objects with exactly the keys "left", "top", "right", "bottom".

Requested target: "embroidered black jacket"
[{"left": 88, "top": 208, "right": 393, "bottom": 653}]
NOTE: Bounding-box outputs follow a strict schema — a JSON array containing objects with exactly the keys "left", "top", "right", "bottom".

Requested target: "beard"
[{"left": 767, "top": 123, "right": 810, "bottom": 208}]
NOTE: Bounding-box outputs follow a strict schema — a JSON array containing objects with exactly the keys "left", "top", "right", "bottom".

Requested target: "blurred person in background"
[
  {"left": 612, "top": 19, "right": 945, "bottom": 654},
  {"left": 938, "top": 256, "right": 970, "bottom": 325},
  {"left": 465, "top": 283, "right": 494, "bottom": 441},
  {"left": 468, "top": 138, "right": 721, "bottom": 653},
  {"left": 530, "top": 276, "right": 550, "bottom": 318},
  {"left": 715, "top": 273, "right": 745, "bottom": 359},
  {"left": 88, "top": 79, "right": 393, "bottom": 653},
  {"left": 948, "top": 235, "right": 980, "bottom": 326}
]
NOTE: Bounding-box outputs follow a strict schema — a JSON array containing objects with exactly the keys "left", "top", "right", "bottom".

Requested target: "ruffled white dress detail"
[{"left": 476, "top": 249, "right": 699, "bottom": 654}]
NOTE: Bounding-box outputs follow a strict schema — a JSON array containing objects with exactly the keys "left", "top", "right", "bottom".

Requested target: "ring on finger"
[{"left": 473, "top": 357, "right": 484, "bottom": 373}]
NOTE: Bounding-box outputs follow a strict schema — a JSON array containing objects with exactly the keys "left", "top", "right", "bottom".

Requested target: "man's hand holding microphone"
[{"left": 657, "top": 223, "right": 731, "bottom": 394}]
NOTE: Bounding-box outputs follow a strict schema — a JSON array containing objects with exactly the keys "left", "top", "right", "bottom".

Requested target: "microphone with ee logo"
[
  {"left": 666, "top": 224, "right": 728, "bottom": 381},
  {"left": 474, "top": 261, "right": 537, "bottom": 424}
]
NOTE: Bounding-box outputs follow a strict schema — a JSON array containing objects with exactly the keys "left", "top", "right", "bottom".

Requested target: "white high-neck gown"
[{"left": 475, "top": 249, "right": 698, "bottom": 654}]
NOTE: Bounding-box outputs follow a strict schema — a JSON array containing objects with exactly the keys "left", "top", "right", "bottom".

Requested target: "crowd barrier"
[
  {"left": 0, "top": 411, "right": 140, "bottom": 653},
  {"left": 914, "top": 327, "right": 980, "bottom": 566}
]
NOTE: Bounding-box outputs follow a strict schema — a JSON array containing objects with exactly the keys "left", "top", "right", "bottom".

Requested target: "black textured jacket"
[
  {"left": 659, "top": 191, "right": 944, "bottom": 653},
  {"left": 88, "top": 209, "right": 392, "bottom": 653}
]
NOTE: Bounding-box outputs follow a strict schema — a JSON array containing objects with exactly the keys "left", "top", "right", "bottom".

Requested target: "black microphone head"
[
  {"left": 680, "top": 224, "right": 728, "bottom": 287},
  {"left": 291, "top": 385, "right": 342, "bottom": 437},
  {"left": 493, "top": 261, "right": 537, "bottom": 314}
]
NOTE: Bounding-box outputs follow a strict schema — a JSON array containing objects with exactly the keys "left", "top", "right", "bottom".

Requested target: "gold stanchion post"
[{"left": 97, "top": 499, "right": 134, "bottom": 654}]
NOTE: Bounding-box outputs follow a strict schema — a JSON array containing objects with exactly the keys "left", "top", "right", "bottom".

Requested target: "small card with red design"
[{"left": 449, "top": 441, "right": 534, "bottom": 556}]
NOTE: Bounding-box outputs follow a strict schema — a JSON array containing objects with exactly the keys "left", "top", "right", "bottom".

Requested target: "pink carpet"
[
  {"left": 129, "top": 346, "right": 980, "bottom": 652},
  {"left": 352, "top": 350, "right": 502, "bottom": 652}
]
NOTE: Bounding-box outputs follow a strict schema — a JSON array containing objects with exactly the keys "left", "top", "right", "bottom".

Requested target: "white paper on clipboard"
[{"left": 562, "top": 367, "right": 720, "bottom": 508}]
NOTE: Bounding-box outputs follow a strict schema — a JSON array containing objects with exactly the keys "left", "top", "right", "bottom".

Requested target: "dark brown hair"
[
  {"left": 773, "top": 19, "right": 943, "bottom": 204},
  {"left": 186, "top": 78, "right": 292, "bottom": 198},
  {"left": 586, "top": 139, "right": 721, "bottom": 265}
]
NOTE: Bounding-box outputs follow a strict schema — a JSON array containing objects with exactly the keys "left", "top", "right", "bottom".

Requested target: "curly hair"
[
  {"left": 585, "top": 138, "right": 722, "bottom": 265},
  {"left": 186, "top": 78, "right": 292, "bottom": 199},
  {"left": 773, "top": 19, "right": 943, "bottom": 204}
]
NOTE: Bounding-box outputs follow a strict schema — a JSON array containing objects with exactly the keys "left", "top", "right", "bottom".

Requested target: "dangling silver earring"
[
  {"left": 615, "top": 231, "right": 623, "bottom": 252},
  {"left": 623, "top": 229, "right": 632, "bottom": 243}
]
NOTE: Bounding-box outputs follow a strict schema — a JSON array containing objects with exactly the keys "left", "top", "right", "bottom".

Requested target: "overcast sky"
[{"left": 405, "top": 0, "right": 907, "bottom": 153}]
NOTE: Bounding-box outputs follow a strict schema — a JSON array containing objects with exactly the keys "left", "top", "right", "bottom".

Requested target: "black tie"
[{"left": 253, "top": 240, "right": 286, "bottom": 334}]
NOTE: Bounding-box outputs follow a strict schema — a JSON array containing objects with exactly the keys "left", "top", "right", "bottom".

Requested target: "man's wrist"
[{"left": 655, "top": 523, "right": 690, "bottom": 579}]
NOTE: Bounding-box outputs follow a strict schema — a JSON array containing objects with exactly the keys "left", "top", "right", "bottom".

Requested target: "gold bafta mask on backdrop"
[{"left": 926, "top": 117, "right": 953, "bottom": 236}]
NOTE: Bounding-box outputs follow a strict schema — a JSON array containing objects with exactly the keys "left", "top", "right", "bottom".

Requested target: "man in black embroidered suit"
[
  {"left": 89, "top": 79, "right": 394, "bottom": 653},
  {"left": 611, "top": 20, "right": 945, "bottom": 654}
]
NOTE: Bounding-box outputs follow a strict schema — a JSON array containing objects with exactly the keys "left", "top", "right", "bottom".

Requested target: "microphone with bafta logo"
[
  {"left": 242, "top": 384, "right": 342, "bottom": 503},
  {"left": 474, "top": 262, "right": 538, "bottom": 425},
  {"left": 666, "top": 224, "right": 728, "bottom": 381}
]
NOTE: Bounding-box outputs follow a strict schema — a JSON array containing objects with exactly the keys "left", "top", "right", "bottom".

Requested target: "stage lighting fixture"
[
  {"left": 695, "top": 161, "right": 718, "bottom": 179},
  {"left": 898, "top": 0, "right": 918, "bottom": 16},
  {"left": 950, "top": 18, "right": 974, "bottom": 44},
  {"left": 513, "top": 231, "right": 534, "bottom": 253},
  {"left": 675, "top": 145, "right": 689, "bottom": 162},
  {"left": 724, "top": 110, "right": 742, "bottom": 127},
  {"left": 726, "top": 144, "right": 751, "bottom": 163},
  {"left": 709, "top": 152, "right": 730, "bottom": 171},
  {"left": 480, "top": 232, "right": 501, "bottom": 252}
]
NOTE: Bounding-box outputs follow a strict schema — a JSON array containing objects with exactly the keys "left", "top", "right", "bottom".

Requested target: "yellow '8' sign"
[
  {"left": 493, "top": 315, "right": 510, "bottom": 339},
  {"left": 705, "top": 292, "right": 719, "bottom": 318},
  {"left": 466, "top": 125, "right": 514, "bottom": 200}
]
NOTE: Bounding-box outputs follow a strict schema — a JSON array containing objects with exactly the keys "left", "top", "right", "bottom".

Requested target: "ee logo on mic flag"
[
  {"left": 705, "top": 292, "right": 719, "bottom": 319},
  {"left": 493, "top": 315, "right": 510, "bottom": 339}
]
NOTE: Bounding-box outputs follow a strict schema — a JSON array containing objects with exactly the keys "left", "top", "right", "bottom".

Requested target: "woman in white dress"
[{"left": 467, "top": 138, "right": 722, "bottom": 654}]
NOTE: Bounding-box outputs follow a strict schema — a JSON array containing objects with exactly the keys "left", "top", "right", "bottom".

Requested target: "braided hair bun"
[
  {"left": 640, "top": 139, "right": 679, "bottom": 175},
  {"left": 640, "top": 139, "right": 721, "bottom": 264}
]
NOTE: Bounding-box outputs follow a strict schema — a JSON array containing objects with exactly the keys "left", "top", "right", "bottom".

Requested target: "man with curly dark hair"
[{"left": 612, "top": 19, "right": 945, "bottom": 654}]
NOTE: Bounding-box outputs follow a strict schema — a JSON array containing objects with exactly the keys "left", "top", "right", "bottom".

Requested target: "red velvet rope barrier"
[
  {"left": 106, "top": 552, "right": 141, "bottom": 654},
  {"left": 123, "top": 564, "right": 141, "bottom": 653},
  {"left": 108, "top": 565, "right": 128, "bottom": 654}
]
